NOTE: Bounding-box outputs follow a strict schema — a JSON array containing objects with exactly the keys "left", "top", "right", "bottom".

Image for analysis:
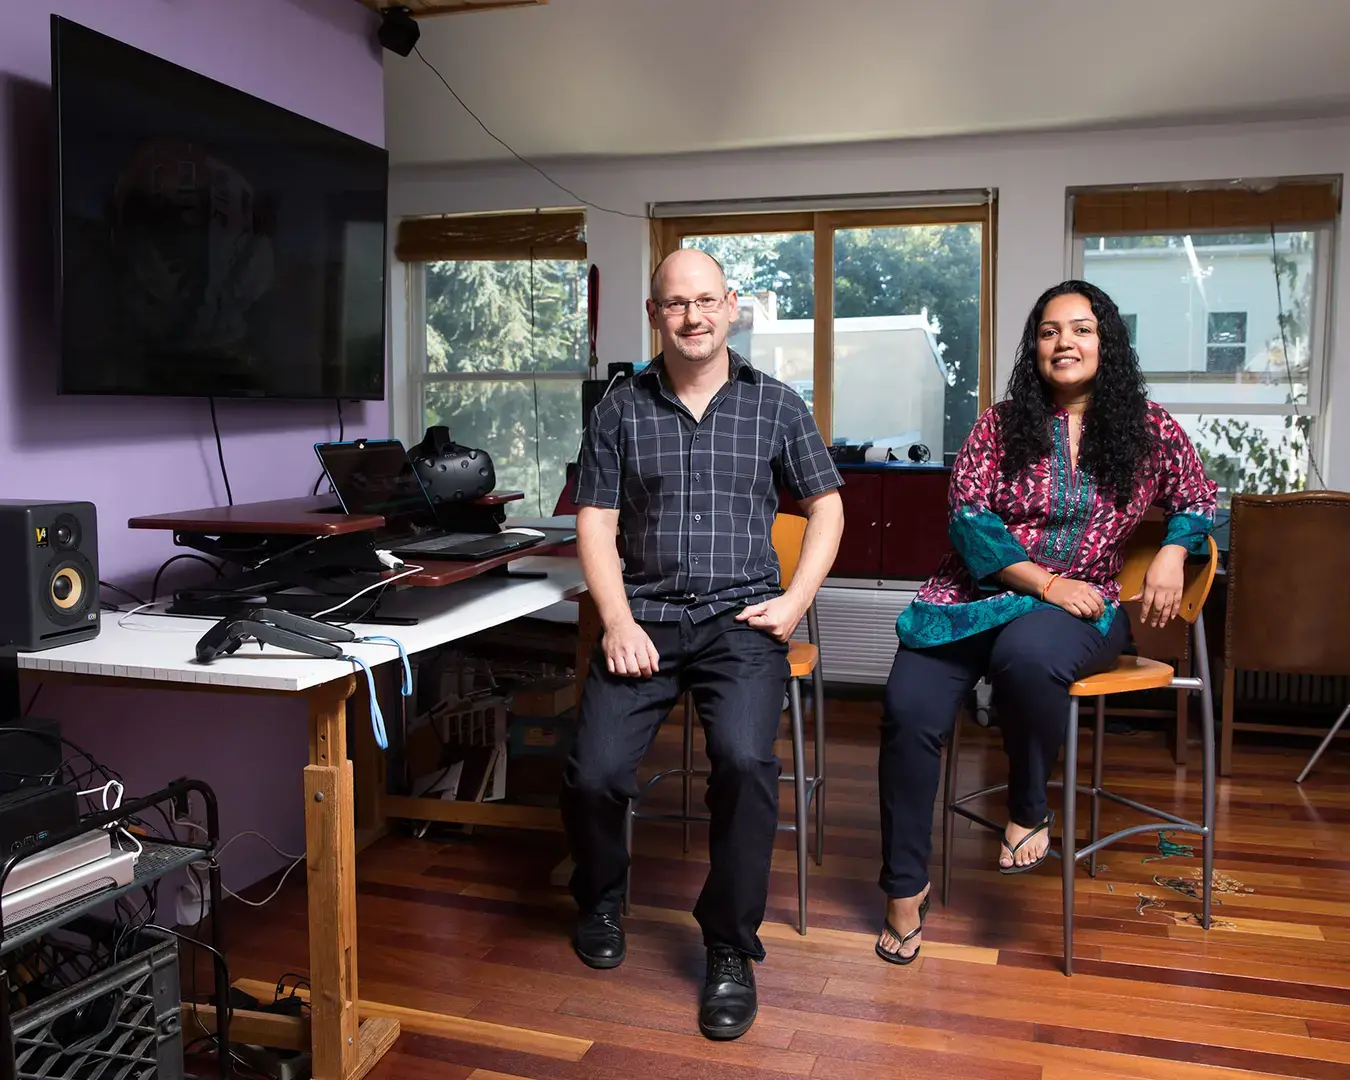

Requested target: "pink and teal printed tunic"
[{"left": 895, "top": 401, "right": 1218, "bottom": 649}]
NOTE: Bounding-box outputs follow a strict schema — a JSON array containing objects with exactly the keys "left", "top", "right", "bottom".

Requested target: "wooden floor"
[{"left": 212, "top": 697, "right": 1350, "bottom": 1080}]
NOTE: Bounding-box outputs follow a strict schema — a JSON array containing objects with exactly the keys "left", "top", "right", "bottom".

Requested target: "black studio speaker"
[{"left": 0, "top": 501, "right": 100, "bottom": 652}]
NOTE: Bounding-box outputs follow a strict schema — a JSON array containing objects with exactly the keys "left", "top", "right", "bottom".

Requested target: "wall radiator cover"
[
  {"left": 793, "top": 580, "right": 916, "bottom": 685},
  {"left": 1234, "top": 670, "right": 1348, "bottom": 708},
  {"left": 803, "top": 587, "right": 1349, "bottom": 706}
]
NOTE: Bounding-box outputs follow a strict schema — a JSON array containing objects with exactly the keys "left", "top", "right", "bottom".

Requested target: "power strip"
[{"left": 176, "top": 870, "right": 210, "bottom": 926}]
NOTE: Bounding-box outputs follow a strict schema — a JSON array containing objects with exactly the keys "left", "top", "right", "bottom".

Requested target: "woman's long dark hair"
[{"left": 1001, "top": 280, "right": 1151, "bottom": 508}]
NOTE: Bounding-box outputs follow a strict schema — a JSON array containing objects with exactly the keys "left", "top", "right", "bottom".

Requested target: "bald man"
[{"left": 562, "top": 248, "right": 844, "bottom": 1040}]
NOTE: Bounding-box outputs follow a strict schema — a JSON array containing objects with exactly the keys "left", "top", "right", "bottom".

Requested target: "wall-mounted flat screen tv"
[{"left": 51, "top": 15, "right": 389, "bottom": 400}]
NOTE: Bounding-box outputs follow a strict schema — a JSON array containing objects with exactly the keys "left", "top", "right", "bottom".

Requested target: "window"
[
  {"left": 1205, "top": 311, "right": 1246, "bottom": 373},
  {"left": 1070, "top": 179, "right": 1338, "bottom": 506},
  {"left": 399, "top": 211, "right": 588, "bottom": 518},
  {"left": 653, "top": 199, "right": 994, "bottom": 462}
]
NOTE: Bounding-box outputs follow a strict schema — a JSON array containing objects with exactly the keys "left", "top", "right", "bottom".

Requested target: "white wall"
[{"left": 387, "top": 113, "right": 1350, "bottom": 488}]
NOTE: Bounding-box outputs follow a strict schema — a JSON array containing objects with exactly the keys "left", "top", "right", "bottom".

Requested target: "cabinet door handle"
[{"left": 872, "top": 521, "right": 878, "bottom": 527}]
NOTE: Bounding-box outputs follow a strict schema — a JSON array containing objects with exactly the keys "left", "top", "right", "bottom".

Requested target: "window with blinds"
[
  {"left": 1068, "top": 178, "right": 1340, "bottom": 505},
  {"left": 400, "top": 210, "right": 589, "bottom": 518}
]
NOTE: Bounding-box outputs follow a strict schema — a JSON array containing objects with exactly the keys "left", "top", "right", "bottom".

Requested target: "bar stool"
[
  {"left": 941, "top": 522, "right": 1220, "bottom": 975},
  {"left": 623, "top": 513, "right": 827, "bottom": 934}
]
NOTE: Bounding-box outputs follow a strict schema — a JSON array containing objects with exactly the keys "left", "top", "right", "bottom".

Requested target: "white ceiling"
[{"left": 382, "top": 0, "right": 1350, "bottom": 167}]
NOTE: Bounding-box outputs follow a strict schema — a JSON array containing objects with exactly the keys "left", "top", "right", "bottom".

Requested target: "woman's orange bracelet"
[{"left": 1040, "top": 574, "right": 1059, "bottom": 600}]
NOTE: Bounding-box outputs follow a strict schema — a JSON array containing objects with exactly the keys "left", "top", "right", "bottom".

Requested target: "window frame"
[
  {"left": 1066, "top": 221, "right": 1336, "bottom": 420},
  {"left": 1205, "top": 310, "right": 1248, "bottom": 374},
  {"left": 399, "top": 211, "right": 591, "bottom": 515},
  {"left": 650, "top": 202, "right": 997, "bottom": 447}
]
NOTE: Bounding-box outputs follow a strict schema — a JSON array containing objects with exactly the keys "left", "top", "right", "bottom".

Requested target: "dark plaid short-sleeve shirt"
[{"left": 575, "top": 350, "right": 843, "bottom": 622}]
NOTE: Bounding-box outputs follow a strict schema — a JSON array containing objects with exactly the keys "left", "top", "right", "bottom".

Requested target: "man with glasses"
[{"left": 562, "top": 247, "right": 844, "bottom": 1040}]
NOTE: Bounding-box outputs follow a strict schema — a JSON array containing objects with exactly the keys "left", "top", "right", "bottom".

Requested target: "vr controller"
[{"left": 195, "top": 607, "right": 356, "bottom": 664}]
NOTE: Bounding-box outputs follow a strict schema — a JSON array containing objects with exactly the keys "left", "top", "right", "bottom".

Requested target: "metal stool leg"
[
  {"left": 1062, "top": 697, "right": 1080, "bottom": 976},
  {"left": 942, "top": 711, "right": 961, "bottom": 907},
  {"left": 1089, "top": 695, "right": 1104, "bottom": 878},
  {"left": 790, "top": 678, "right": 808, "bottom": 935},
  {"left": 623, "top": 797, "right": 634, "bottom": 916},
  {"left": 682, "top": 690, "right": 693, "bottom": 854},
  {"left": 808, "top": 602, "right": 825, "bottom": 866},
  {"left": 1196, "top": 614, "right": 1217, "bottom": 929},
  {"left": 1297, "top": 702, "right": 1350, "bottom": 784},
  {"left": 812, "top": 662, "right": 826, "bottom": 866}
]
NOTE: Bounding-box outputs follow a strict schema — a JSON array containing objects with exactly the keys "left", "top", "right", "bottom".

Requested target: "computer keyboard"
[{"left": 395, "top": 532, "right": 495, "bottom": 554}]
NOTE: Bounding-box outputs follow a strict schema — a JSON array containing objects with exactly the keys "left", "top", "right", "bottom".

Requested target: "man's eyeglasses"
[{"left": 656, "top": 294, "right": 727, "bottom": 318}]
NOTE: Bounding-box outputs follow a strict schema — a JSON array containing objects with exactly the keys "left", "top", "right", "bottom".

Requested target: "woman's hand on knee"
[{"left": 1045, "top": 577, "right": 1105, "bottom": 621}]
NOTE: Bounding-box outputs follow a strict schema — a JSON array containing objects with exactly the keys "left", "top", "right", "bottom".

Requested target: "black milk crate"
[{"left": 7, "top": 925, "right": 182, "bottom": 1080}]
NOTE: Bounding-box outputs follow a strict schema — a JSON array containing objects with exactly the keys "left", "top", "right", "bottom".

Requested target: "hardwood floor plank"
[
  {"left": 465, "top": 1000, "right": 818, "bottom": 1076},
  {"left": 921, "top": 954, "right": 1350, "bottom": 1025},
  {"left": 556, "top": 992, "right": 798, "bottom": 1050},
  {"left": 819, "top": 975, "right": 1313, "bottom": 1038},
  {"left": 212, "top": 694, "right": 1350, "bottom": 1080},
  {"left": 997, "top": 951, "right": 1350, "bottom": 1006},
  {"left": 467, "top": 1072, "right": 543, "bottom": 1080},
  {"left": 1306, "top": 1020, "right": 1350, "bottom": 1043},
  {"left": 790, "top": 1030, "right": 1035, "bottom": 1079},
  {"left": 1034, "top": 1023, "right": 1350, "bottom": 1080},
  {"left": 229, "top": 976, "right": 590, "bottom": 1061}
]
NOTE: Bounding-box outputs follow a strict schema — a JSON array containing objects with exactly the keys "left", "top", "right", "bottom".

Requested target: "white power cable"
[{"left": 311, "top": 563, "right": 424, "bottom": 620}]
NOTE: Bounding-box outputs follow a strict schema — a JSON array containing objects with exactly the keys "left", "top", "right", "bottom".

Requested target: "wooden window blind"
[
  {"left": 395, "top": 210, "right": 586, "bottom": 262},
  {"left": 1071, "top": 180, "right": 1340, "bottom": 235}
]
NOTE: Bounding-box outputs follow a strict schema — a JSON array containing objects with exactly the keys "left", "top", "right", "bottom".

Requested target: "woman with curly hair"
[{"left": 873, "top": 280, "right": 1217, "bottom": 965}]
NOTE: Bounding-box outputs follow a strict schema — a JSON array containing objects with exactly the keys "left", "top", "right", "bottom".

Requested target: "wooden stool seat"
[
  {"left": 788, "top": 640, "right": 819, "bottom": 679},
  {"left": 1071, "top": 656, "right": 1175, "bottom": 697}
]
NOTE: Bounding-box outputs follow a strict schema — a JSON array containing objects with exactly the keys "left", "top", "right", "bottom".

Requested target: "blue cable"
[
  {"left": 341, "top": 654, "right": 387, "bottom": 750},
  {"left": 356, "top": 635, "right": 414, "bottom": 697},
  {"left": 343, "top": 635, "right": 414, "bottom": 752}
]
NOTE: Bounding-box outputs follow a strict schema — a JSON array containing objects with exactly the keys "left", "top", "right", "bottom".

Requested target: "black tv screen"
[{"left": 51, "top": 15, "right": 389, "bottom": 400}]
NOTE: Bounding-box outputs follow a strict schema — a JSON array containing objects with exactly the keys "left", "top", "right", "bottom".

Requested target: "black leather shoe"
[
  {"left": 698, "top": 945, "right": 757, "bottom": 1040},
  {"left": 573, "top": 911, "right": 625, "bottom": 969}
]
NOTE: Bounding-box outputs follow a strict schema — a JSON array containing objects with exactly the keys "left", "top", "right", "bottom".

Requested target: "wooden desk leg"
[
  {"left": 352, "top": 667, "right": 389, "bottom": 847},
  {"left": 305, "top": 676, "right": 400, "bottom": 1080}
]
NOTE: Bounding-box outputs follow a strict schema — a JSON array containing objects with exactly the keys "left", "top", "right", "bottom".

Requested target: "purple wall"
[{"left": 0, "top": 0, "right": 388, "bottom": 902}]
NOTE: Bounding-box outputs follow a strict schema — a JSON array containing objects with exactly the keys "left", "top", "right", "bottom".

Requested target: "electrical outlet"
[
  {"left": 176, "top": 877, "right": 210, "bottom": 926},
  {"left": 170, "top": 777, "right": 191, "bottom": 823}
]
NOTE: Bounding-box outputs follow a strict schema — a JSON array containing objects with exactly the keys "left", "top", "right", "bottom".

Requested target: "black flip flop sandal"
[
  {"left": 999, "top": 811, "right": 1056, "bottom": 875},
  {"left": 874, "top": 893, "right": 930, "bottom": 966}
]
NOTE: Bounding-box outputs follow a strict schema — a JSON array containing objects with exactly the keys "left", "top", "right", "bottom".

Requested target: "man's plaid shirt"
[{"left": 576, "top": 350, "right": 842, "bottom": 623}]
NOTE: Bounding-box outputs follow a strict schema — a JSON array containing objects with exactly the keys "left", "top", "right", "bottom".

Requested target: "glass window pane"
[
  {"left": 830, "top": 224, "right": 982, "bottom": 461},
  {"left": 1080, "top": 232, "right": 1316, "bottom": 408},
  {"left": 423, "top": 379, "right": 581, "bottom": 518},
  {"left": 1174, "top": 411, "right": 1313, "bottom": 507},
  {"left": 679, "top": 233, "right": 816, "bottom": 412},
  {"left": 424, "top": 260, "right": 588, "bottom": 375}
]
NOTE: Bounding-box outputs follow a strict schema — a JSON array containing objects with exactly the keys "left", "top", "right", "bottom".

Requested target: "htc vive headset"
[{"left": 409, "top": 425, "right": 496, "bottom": 507}]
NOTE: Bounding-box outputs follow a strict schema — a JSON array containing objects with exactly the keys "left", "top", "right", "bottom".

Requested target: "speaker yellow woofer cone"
[{"left": 50, "top": 566, "right": 84, "bottom": 610}]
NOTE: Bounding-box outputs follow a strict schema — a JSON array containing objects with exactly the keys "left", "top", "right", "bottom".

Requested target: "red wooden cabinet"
[
  {"left": 782, "top": 465, "right": 951, "bottom": 582},
  {"left": 834, "top": 472, "right": 884, "bottom": 578},
  {"left": 880, "top": 468, "right": 951, "bottom": 581}
]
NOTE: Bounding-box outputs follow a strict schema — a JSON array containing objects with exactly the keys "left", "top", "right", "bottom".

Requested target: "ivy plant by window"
[{"left": 399, "top": 210, "right": 588, "bottom": 517}]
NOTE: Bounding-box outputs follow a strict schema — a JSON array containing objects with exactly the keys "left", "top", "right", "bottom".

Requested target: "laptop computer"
[{"left": 314, "top": 438, "right": 546, "bottom": 561}]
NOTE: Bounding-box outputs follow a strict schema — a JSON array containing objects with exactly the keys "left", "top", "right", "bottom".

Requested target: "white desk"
[
  {"left": 21, "top": 556, "right": 587, "bottom": 692},
  {"left": 19, "top": 555, "right": 588, "bottom": 1080}
]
